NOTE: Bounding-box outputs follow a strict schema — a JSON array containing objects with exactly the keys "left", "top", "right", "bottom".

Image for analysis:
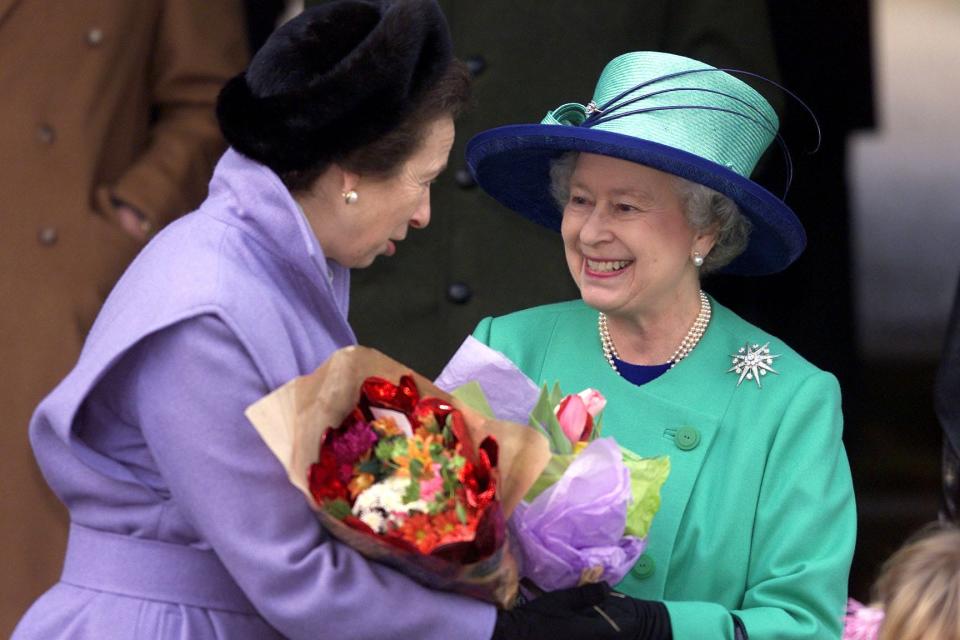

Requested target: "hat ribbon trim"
[
  {"left": 588, "top": 86, "right": 779, "bottom": 136},
  {"left": 578, "top": 67, "right": 821, "bottom": 198},
  {"left": 586, "top": 67, "right": 821, "bottom": 153},
  {"left": 588, "top": 102, "right": 793, "bottom": 196}
]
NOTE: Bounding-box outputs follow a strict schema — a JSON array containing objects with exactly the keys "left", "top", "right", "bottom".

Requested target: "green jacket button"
[
  {"left": 675, "top": 426, "right": 701, "bottom": 451},
  {"left": 633, "top": 554, "right": 655, "bottom": 579}
]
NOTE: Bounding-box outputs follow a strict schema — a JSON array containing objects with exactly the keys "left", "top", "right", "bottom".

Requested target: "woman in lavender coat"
[{"left": 13, "top": 2, "right": 617, "bottom": 638}]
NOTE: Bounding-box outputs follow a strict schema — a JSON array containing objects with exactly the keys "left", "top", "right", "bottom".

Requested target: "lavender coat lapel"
[{"left": 30, "top": 149, "right": 355, "bottom": 484}]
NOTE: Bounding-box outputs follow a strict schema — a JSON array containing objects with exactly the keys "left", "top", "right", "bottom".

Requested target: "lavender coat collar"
[
  {"left": 31, "top": 148, "right": 355, "bottom": 485},
  {"left": 206, "top": 149, "right": 348, "bottom": 301}
]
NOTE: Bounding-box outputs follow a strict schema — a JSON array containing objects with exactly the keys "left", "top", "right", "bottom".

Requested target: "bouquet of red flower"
[
  {"left": 245, "top": 346, "right": 551, "bottom": 607},
  {"left": 310, "top": 373, "right": 503, "bottom": 556}
]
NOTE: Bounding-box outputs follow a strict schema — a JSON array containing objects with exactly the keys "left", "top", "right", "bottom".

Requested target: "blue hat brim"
[{"left": 466, "top": 124, "right": 806, "bottom": 276}]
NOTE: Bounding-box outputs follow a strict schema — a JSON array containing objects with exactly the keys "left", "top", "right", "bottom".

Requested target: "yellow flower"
[
  {"left": 393, "top": 432, "right": 440, "bottom": 478},
  {"left": 348, "top": 472, "right": 375, "bottom": 499},
  {"left": 371, "top": 417, "right": 403, "bottom": 437}
]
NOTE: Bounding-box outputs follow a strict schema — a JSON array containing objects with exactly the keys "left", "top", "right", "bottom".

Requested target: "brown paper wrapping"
[{"left": 245, "top": 345, "right": 551, "bottom": 607}]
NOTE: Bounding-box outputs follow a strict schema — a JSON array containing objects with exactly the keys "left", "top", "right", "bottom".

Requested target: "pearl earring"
[
  {"left": 342, "top": 190, "right": 359, "bottom": 205},
  {"left": 692, "top": 251, "right": 704, "bottom": 268}
]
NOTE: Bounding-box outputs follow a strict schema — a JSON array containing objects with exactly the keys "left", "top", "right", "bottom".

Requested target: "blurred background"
[{"left": 845, "top": 0, "right": 960, "bottom": 600}]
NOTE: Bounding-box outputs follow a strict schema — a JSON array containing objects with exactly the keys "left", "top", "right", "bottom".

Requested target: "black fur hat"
[{"left": 217, "top": 0, "right": 452, "bottom": 174}]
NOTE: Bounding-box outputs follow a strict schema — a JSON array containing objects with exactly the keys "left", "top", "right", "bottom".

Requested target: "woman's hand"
[
  {"left": 492, "top": 583, "right": 608, "bottom": 640},
  {"left": 106, "top": 196, "right": 153, "bottom": 241},
  {"left": 590, "top": 589, "right": 673, "bottom": 639},
  {"left": 492, "top": 582, "right": 672, "bottom": 640}
]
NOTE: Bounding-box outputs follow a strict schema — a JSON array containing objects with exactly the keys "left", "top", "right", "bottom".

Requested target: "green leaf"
[
  {"left": 549, "top": 381, "right": 564, "bottom": 408},
  {"left": 356, "top": 458, "right": 383, "bottom": 477},
  {"left": 451, "top": 381, "right": 496, "bottom": 418},
  {"left": 440, "top": 463, "right": 460, "bottom": 497},
  {"left": 324, "top": 499, "right": 352, "bottom": 520},
  {"left": 428, "top": 497, "right": 448, "bottom": 515},
  {"left": 529, "top": 384, "right": 572, "bottom": 454},
  {"left": 374, "top": 439, "right": 391, "bottom": 461},
  {"left": 449, "top": 454, "right": 466, "bottom": 471},
  {"left": 443, "top": 414, "right": 458, "bottom": 442},
  {"left": 523, "top": 453, "right": 577, "bottom": 501},
  {"left": 419, "top": 414, "right": 441, "bottom": 434},
  {"left": 621, "top": 452, "right": 671, "bottom": 538},
  {"left": 527, "top": 385, "right": 552, "bottom": 434},
  {"left": 375, "top": 437, "right": 406, "bottom": 463},
  {"left": 409, "top": 458, "right": 424, "bottom": 480},
  {"left": 455, "top": 499, "right": 467, "bottom": 525},
  {"left": 591, "top": 414, "right": 604, "bottom": 440},
  {"left": 402, "top": 478, "right": 421, "bottom": 504}
]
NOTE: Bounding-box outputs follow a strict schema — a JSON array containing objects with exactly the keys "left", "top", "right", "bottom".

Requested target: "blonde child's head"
[{"left": 873, "top": 525, "right": 960, "bottom": 640}]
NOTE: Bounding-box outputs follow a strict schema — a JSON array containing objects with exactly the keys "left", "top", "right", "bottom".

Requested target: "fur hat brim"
[{"left": 217, "top": 0, "right": 452, "bottom": 174}]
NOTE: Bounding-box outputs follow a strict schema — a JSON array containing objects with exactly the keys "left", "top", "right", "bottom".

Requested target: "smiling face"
[
  {"left": 303, "top": 116, "right": 455, "bottom": 269},
  {"left": 560, "top": 153, "right": 716, "bottom": 320}
]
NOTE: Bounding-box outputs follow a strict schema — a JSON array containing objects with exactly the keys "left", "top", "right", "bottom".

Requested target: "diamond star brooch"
[{"left": 728, "top": 342, "right": 780, "bottom": 388}]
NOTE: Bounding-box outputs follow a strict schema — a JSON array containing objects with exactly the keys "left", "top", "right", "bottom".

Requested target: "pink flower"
[
  {"left": 555, "top": 389, "right": 606, "bottom": 445},
  {"left": 329, "top": 419, "right": 379, "bottom": 483},
  {"left": 577, "top": 389, "right": 607, "bottom": 420},
  {"left": 556, "top": 389, "right": 605, "bottom": 445},
  {"left": 419, "top": 463, "right": 444, "bottom": 502},
  {"left": 556, "top": 394, "right": 589, "bottom": 444}
]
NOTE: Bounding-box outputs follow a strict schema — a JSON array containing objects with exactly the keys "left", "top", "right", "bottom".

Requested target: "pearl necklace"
[{"left": 598, "top": 290, "right": 712, "bottom": 374}]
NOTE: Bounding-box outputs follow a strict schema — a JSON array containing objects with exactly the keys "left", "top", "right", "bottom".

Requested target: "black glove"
[
  {"left": 492, "top": 582, "right": 611, "bottom": 640},
  {"left": 491, "top": 583, "right": 672, "bottom": 640},
  {"left": 587, "top": 588, "right": 673, "bottom": 639}
]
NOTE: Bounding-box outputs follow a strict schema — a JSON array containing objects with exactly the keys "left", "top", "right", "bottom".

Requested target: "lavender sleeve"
[{"left": 111, "top": 314, "right": 496, "bottom": 639}]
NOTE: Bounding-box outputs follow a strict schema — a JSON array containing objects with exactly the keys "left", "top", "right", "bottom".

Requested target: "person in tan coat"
[{"left": 0, "top": 1, "right": 247, "bottom": 633}]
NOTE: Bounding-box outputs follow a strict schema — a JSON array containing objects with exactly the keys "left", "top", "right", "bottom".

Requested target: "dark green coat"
[
  {"left": 307, "top": 0, "right": 781, "bottom": 377},
  {"left": 474, "top": 299, "right": 856, "bottom": 639}
]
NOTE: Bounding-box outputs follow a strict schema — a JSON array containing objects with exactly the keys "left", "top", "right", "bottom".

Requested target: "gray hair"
[{"left": 549, "top": 152, "right": 751, "bottom": 273}]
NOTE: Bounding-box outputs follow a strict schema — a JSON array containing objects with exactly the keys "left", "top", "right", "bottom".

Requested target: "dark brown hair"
[{"left": 280, "top": 59, "right": 472, "bottom": 192}]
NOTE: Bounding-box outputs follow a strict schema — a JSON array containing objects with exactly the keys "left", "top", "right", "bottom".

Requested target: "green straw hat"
[{"left": 465, "top": 51, "right": 806, "bottom": 275}]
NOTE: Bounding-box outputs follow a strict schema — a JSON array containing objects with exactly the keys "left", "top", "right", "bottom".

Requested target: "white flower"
[{"left": 351, "top": 475, "right": 428, "bottom": 533}]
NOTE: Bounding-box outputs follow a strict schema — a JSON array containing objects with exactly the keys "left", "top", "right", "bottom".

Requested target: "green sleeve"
[
  {"left": 472, "top": 316, "right": 494, "bottom": 345},
  {"left": 667, "top": 371, "right": 855, "bottom": 639}
]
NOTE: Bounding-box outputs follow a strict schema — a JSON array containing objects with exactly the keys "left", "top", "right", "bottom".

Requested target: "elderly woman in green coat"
[{"left": 460, "top": 52, "right": 856, "bottom": 639}]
